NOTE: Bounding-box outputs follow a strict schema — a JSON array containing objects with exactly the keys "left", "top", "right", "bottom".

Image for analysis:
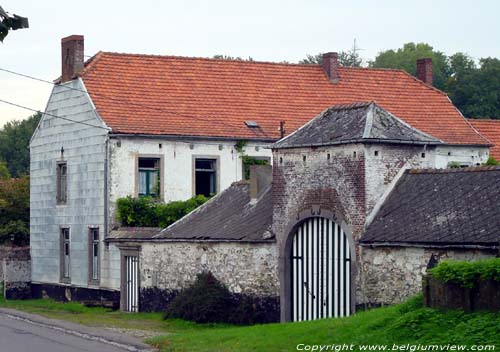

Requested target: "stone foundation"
[
  {"left": 359, "top": 246, "right": 496, "bottom": 305},
  {"left": 31, "top": 283, "right": 120, "bottom": 309}
]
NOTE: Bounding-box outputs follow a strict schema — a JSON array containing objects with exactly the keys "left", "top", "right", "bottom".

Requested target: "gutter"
[
  {"left": 105, "top": 237, "right": 276, "bottom": 244},
  {"left": 358, "top": 241, "right": 498, "bottom": 250},
  {"left": 109, "top": 133, "right": 277, "bottom": 144}
]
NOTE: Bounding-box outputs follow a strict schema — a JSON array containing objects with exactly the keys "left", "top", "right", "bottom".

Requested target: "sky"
[{"left": 1, "top": 0, "right": 499, "bottom": 126}]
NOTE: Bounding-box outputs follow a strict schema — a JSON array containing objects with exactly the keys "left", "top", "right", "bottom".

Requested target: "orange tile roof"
[
  {"left": 79, "top": 52, "right": 489, "bottom": 145},
  {"left": 468, "top": 119, "right": 500, "bottom": 159}
]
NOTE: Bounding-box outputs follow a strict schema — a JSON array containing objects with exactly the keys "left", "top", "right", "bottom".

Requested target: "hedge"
[
  {"left": 429, "top": 258, "right": 500, "bottom": 288},
  {"left": 116, "top": 195, "right": 209, "bottom": 227}
]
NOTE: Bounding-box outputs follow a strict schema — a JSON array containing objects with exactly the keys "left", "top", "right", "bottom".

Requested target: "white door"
[
  {"left": 291, "top": 217, "right": 351, "bottom": 321},
  {"left": 125, "top": 255, "right": 139, "bottom": 312}
]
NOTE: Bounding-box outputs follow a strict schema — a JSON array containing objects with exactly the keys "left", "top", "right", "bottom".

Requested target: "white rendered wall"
[
  {"left": 434, "top": 145, "right": 489, "bottom": 168},
  {"left": 108, "top": 138, "right": 272, "bottom": 218}
]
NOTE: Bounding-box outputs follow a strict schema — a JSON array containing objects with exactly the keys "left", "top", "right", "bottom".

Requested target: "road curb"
[{"left": 0, "top": 308, "right": 155, "bottom": 352}]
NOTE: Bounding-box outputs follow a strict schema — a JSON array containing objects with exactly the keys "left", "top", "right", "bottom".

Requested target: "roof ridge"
[
  {"left": 408, "top": 166, "right": 500, "bottom": 174},
  {"left": 86, "top": 52, "right": 416, "bottom": 74}
]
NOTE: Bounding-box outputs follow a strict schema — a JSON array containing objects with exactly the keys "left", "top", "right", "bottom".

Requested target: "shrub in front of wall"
[
  {"left": 164, "top": 271, "right": 233, "bottom": 323},
  {"left": 484, "top": 156, "right": 500, "bottom": 166},
  {"left": 429, "top": 258, "right": 500, "bottom": 288},
  {"left": 116, "top": 195, "right": 209, "bottom": 227},
  {"left": 155, "top": 195, "right": 208, "bottom": 228}
]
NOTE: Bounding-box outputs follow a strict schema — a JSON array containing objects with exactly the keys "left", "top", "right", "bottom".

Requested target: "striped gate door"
[
  {"left": 291, "top": 217, "right": 351, "bottom": 321},
  {"left": 125, "top": 255, "right": 139, "bottom": 312}
]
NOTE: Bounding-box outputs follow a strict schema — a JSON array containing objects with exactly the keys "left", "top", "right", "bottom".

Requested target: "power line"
[
  {"left": 0, "top": 67, "right": 272, "bottom": 139},
  {"left": 0, "top": 98, "right": 110, "bottom": 130},
  {"left": 0, "top": 97, "right": 272, "bottom": 148}
]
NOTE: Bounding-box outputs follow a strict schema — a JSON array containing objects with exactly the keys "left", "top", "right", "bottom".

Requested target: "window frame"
[
  {"left": 56, "top": 161, "right": 68, "bottom": 204},
  {"left": 88, "top": 227, "right": 100, "bottom": 285},
  {"left": 192, "top": 155, "right": 220, "bottom": 197},
  {"left": 135, "top": 154, "right": 164, "bottom": 199},
  {"left": 59, "top": 227, "right": 71, "bottom": 283}
]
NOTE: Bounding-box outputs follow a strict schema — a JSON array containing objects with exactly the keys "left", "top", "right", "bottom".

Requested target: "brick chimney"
[
  {"left": 61, "top": 35, "right": 84, "bottom": 83},
  {"left": 322, "top": 52, "right": 340, "bottom": 83},
  {"left": 416, "top": 58, "right": 433, "bottom": 85}
]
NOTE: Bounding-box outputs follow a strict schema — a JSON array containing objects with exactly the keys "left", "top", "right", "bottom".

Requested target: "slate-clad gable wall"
[{"left": 30, "top": 79, "right": 119, "bottom": 290}]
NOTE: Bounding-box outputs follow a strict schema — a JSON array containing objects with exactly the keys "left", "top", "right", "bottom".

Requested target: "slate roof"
[
  {"left": 272, "top": 102, "right": 442, "bottom": 149},
  {"left": 107, "top": 227, "right": 163, "bottom": 240},
  {"left": 361, "top": 166, "right": 500, "bottom": 248},
  {"left": 469, "top": 119, "right": 500, "bottom": 160},
  {"left": 153, "top": 182, "right": 273, "bottom": 242},
  {"left": 76, "top": 52, "right": 488, "bottom": 145}
]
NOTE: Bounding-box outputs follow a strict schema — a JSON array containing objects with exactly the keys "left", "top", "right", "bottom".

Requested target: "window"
[
  {"left": 195, "top": 158, "right": 217, "bottom": 197},
  {"left": 138, "top": 158, "right": 160, "bottom": 197},
  {"left": 89, "top": 228, "right": 100, "bottom": 283},
  {"left": 56, "top": 162, "right": 67, "bottom": 204},
  {"left": 60, "top": 228, "right": 70, "bottom": 281}
]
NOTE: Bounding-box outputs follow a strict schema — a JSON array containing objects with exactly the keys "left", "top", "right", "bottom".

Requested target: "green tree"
[
  {"left": 0, "top": 161, "right": 10, "bottom": 180},
  {"left": 299, "top": 47, "right": 363, "bottom": 67},
  {"left": 0, "top": 112, "right": 41, "bottom": 177},
  {"left": 446, "top": 58, "right": 500, "bottom": 119},
  {"left": 370, "top": 43, "right": 451, "bottom": 90},
  {"left": 213, "top": 54, "right": 254, "bottom": 61},
  {"left": 0, "top": 6, "right": 29, "bottom": 42},
  {"left": 0, "top": 176, "right": 29, "bottom": 245}
]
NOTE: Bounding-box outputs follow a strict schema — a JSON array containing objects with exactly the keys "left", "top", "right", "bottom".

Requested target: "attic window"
[{"left": 245, "top": 121, "right": 260, "bottom": 128}]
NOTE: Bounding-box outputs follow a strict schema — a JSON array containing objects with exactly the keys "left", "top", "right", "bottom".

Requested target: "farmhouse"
[{"left": 30, "top": 35, "right": 497, "bottom": 321}]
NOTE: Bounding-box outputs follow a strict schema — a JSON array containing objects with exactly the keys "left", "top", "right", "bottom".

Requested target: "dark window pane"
[
  {"left": 195, "top": 159, "right": 215, "bottom": 170},
  {"left": 138, "top": 158, "right": 159, "bottom": 169}
]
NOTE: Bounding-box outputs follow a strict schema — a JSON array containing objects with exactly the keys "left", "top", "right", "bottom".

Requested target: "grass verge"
[{"left": 147, "top": 296, "right": 500, "bottom": 352}]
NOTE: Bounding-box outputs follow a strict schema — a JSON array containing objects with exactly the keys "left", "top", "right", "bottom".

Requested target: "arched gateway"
[{"left": 290, "top": 216, "right": 353, "bottom": 321}]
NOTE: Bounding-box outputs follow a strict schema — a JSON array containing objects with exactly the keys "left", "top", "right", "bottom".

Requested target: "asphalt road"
[{"left": 0, "top": 313, "right": 131, "bottom": 352}]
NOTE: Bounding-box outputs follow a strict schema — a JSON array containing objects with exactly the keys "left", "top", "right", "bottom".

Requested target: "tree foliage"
[
  {"left": 299, "top": 47, "right": 362, "bottom": 67},
  {"left": 0, "top": 6, "right": 29, "bottom": 42},
  {"left": 0, "top": 112, "right": 41, "bottom": 177},
  {"left": 213, "top": 54, "right": 254, "bottom": 61},
  {"left": 0, "top": 176, "right": 29, "bottom": 245},
  {"left": 370, "top": 43, "right": 450, "bottom": 90}
]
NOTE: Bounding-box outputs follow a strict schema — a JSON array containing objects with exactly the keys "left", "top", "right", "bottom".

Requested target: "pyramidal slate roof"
[
  {"left": 272, "top": 102, "right": 442, "bottom": 149},
  {"left": 361, "top": 166, "right": 500, "bottom": 248}
]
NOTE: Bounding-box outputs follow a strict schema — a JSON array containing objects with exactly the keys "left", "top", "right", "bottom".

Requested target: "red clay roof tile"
[
  {"left": 79, "top": 52, "right": 489, "bottom": 145},
  {"left": 468, "top": 119, "right": 500, "bottom": 159}
]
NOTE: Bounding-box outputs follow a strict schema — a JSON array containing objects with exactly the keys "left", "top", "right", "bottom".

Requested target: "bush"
[
  {"left": 164, "top": 271, "right": 280, "bottom": 325},
  {"left": 116, "top": 195, "right": 208, "bottom": 227},
  {"left": 430, "top": 258, "right": 500, "bottom": 288},
  {"left": 484, "top": 156, "right": 500, "bottom": 166},
  {"left": 165, "top": 272, "right": 233, "bottom": 323}
]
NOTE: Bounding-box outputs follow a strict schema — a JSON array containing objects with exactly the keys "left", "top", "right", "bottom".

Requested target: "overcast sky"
[{"left": 1, "top": 0, "right": 499, "bottom": 126}]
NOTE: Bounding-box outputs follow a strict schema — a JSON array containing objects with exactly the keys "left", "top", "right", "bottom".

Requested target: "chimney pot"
[
  {"left": 61, "top": 35, "right": 84, "bottom": 83},
  {"left": 416, "top": 58, "right": 433, "bottom": 86},
  {"left": 322, "top": 52, "right": 340, "bottom": 83}
]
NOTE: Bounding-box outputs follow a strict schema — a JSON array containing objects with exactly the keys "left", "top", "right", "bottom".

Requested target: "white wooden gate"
[
  {"left": 125, "top": 255, "right": 139, "bottom": 312},
  {"left": 291, "top": 217, "right": 351, "bottom": 321}
]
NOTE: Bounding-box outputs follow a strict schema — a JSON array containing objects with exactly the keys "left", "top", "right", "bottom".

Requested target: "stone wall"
[
  {"left": 359, "top": 246, "right": 497, "bottom": 306},
  {"left": 140, "top": 241, "right": 278, "bottom": 297},
  {"left": 1, "top": 246, "right": 31, "bottom": 299}
]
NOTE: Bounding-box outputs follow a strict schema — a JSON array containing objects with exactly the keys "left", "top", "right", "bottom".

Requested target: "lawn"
[{"left": 1, "top": 294, "right": 499, "bottom": 351}]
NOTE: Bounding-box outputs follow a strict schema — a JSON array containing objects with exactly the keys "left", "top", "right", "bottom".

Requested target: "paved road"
[{"left": 0, "top": 313, "right": 132, "bottom": 352}]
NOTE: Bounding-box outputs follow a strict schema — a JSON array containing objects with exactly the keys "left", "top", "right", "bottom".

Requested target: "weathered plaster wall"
[
  {"left": 434, "top": 145, "right": 489, "bottom": 168},
  {"left": 30, "top": 79, "right": 113, "bottom": 288},
  {"left": 364, "top": 144, "right": 435, "bottom": 214},
  {"left": 108, "top": 138, "right": 272, "bottom": 224},
  {"left": 140, "top": 241, "right": 278, "bottom": 296},
  {"left": 359, "top": 246, "right": 496, "bottom": 305}
]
